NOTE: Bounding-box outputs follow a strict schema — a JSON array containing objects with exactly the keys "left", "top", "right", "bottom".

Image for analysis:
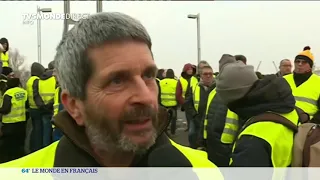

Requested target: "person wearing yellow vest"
[
  {"left": 198, "top": 87, "right": 240, "bottom": 167},
  {"left": 176, "top": 63, "right": 198, "bottom": 131},
  {"left": 52, "top": 68, "right": 64, "bottom": 142},
  {"left": 160, "top": 69, "right": 179, "bottom": 136},
  {"left": 0, "top": 13, "right": 223, "bottom": 176},
  {"left": 156, "top": 68, "right": 165, "bottom": 105},
  {"left": 0, "top": 78, "right": 28, "bottom": 163},
  {"left": 0, "top": 38, "right": 10, "bottom": 68},
  {"left": 216, "top": 54, "right": 299, "bottom": 167},
  {"left": 26, "top": 62, "right": 46, "bottom": 153},
  {"left": 185, "top": 65, "right": 215, "bottom": 149},
  {"left": 32, "top": 68, "right": 56, "bottom": 149},
  {"left": 284, "top": 46, "right": 320, "bottom": 124}
]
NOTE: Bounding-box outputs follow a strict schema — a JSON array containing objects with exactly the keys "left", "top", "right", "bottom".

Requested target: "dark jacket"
[
  {"left": 228, "top": 75, "right": 296, "bottom": 167},
  {"left": 199, "top": 90, "right": 241, "bottom": 167},
  {"left": 32, "top": 70, "right": 55, "bottom": 112},
  {"left": 185, "top": 82, "right": 216, "bottom": 129}
]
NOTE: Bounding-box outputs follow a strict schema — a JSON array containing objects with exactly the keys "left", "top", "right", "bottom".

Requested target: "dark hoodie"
[
  {"left": 31, "top": 62, "right": 45, "bottom": 77},
  {"left": 228, "top": 75, "right": 296, "bottom": 167},
  {"left": 32, "top": 70, "right": 55, "bottom": 112},
  {"left": 176, "top": 63, "right": 194, "bottom": 105}
]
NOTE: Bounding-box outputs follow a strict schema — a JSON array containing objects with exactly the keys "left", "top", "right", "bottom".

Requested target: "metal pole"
[
  {"left": 63, "top": 0, "right": 70, "bottom": 36},
  {"left": 196, "top": 13, "right": 201, "bottom": 64},
  {"left": 37, "top": 6, "right": 41, "bottom": 64},
  {"left": 97, "top": 0, "right": 103, "bottom": 13}
]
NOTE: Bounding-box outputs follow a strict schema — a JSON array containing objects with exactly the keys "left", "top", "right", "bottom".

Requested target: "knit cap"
[
  {"left": 216, "top": 54, "right": 258, "bottom": 104},
  {"left": 295, "top": 46, "right": 314, "bottom": 67}
]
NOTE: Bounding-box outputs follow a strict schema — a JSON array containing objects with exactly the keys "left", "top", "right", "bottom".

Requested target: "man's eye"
[{"left": 110, "top": 78, "right": 123, "bottom": 85}]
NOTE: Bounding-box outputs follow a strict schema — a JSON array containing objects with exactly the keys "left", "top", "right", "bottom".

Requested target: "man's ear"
[{"left": 61, "top": 90, "right": 85, "bottom": 126}]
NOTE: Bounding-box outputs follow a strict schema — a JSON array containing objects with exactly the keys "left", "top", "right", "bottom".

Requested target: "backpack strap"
[{"left": 241, "top": 111, "right": 299, "bottom": 133}]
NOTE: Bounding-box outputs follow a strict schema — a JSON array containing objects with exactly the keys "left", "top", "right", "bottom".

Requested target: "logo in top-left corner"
[{"left": 22, "top": 13, "right": 37, "bottom": 25}]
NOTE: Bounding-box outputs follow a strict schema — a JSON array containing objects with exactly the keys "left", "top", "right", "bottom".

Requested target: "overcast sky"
[{"left": 1, "top": 1, "right": 320, "bottom": 74}]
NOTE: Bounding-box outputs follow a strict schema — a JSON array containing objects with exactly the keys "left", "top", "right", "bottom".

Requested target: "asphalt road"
[{"left": 170, "top": 110, "right": 189, "bottom": 147}]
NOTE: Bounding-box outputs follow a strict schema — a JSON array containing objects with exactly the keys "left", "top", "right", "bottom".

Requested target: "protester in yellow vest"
[
  {"left": 176, "top": 63, "right": 198, "bottom": 132},
  {"left": 0, "top": 13, "right": 222, "bottom": 177},
  {"left": 32, "top": 67, "right": 56, "bottom": 148},
  {"left": 284, "top": 46, "right": 320, "bottom": 123},
  {"left": 52, "top": 68, "right": 64, "bottom": 142},
  {"left": 0, "top": 38, "right": 10, "bottom": 68},
  {"left": 185, "top": 65, "right": 215, "bottom": 149},
  {"left": 160, "top": 69, "right": 179, "bottom": 136},
  {"left": 156, "top": 68, "right": 165, "bottom": 105},
  {"left": 199, "top": 88, "right": 239, "bottom": 167},
  {"left": 26, "top": 62, "right": 46, "bottom": 153},
  {"left": 0, "top": 78, "right": 28, "bottom": 163},
  {"left": 216, "top": 54, "right": 299, "bottom": 167}
]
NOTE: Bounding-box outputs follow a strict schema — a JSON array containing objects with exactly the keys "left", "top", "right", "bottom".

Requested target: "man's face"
[
  {"left": 82, "top": 41, "right": 158, "bottom": 153},
  {"left": 200, "top": 68, "right": 213, "bottom": 85},
  {"left": 279, "top": 60, "right": 292, "bottom": 75},
  {"left": 294, "top": 59, "right": 311, "bottom": 74}
]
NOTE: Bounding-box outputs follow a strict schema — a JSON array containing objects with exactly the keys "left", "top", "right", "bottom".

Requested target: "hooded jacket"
[
  {"left": 228, "top": 75, "right": 296, "bottom": 167},
  {"left": 176, "top": 63, "right": 194, "bottom": 105},
  {"left": 32, "top": 70, "right": 56, "bottom": 112}
]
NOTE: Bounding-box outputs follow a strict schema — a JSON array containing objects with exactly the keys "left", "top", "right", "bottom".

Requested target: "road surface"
[{"left": 170, "top": 110, "right": 189, "bottom": 147}]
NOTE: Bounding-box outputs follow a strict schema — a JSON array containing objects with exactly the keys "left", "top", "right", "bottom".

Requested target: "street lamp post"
[
  {"left": 187, "top": 13, "right": 201, "bottom": 65},
  {"left": 37, "top": 6, "right": 52, "bottom": 65}
]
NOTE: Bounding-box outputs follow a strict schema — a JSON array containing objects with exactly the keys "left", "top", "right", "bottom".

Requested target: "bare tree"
[{"left": 8, "top": 48, "right": 31, "bottom": 88}]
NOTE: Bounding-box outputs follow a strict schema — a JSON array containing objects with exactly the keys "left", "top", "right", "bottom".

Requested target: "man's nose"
[{"left": 129, "top": 77, "right": 154, "bottom": 105}]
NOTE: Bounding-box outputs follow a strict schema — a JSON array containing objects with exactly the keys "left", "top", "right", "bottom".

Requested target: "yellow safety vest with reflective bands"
[
  {"left": 2, "top": 87, "right": 27, "bottom": 124},
  {"left": 1, "top": 52, "right": 9, "bottom": 67},
  {"left": 203, "top": 89, "right": 239, "bottom": 143},
  {"left": 284, "top": 74, "right": 320, "bottom": 118},
  {"left": 0, "top": 140, "right": 224, "bottom": 180},
  {"left": 26, "top": 76, "right": 39, "bottom": 109},
  {"left": 38, "top": 76, "right": 56, "bottom": 105},
  {"left": 230, "top": 110, "right": 299, "bottom": 168},
  {"left": 160, "top": 78, "right": 178, "bottom": 107},
  {"left": 179, "top": 76, "right": 198, "bottom": 98},
  {"left": 53, "top": 87, "right": 61, "bottom": 116}
]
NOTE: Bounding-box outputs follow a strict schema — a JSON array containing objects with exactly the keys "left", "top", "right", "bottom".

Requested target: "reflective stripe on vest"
[
  {"left": 203, "top": 89, "right": 217, "bottom": 139},
  {"left": 284, "top": 74, "right": 320, "bottom": 117},
  {"left": 230, "top": 110, "right": 299, "bottom": 168},
  {"left": 26, "top": 76, "right": 39, "bottom": 109},
  {"left": 220, "top": 110, "right": 239, "bottom": 144},
  {"left": 0, "top": 139, "right": 223, "bottom": 179},
  {"left": 53, "top": 87, "right": 61, "bottom": 116},
  {"left": 192, "top": 84, "right": 200, "bottom": 112},
  {"left": 2, "top": 87, "right": 27, "bottom": 124},
  {"left": 160, "top": 78, "right": 178, "bottom": 107},
  {"left": 39, "top": 77, "right": 56, "bottom": 104},
  {"left": 1, "top": 52, "right": 9, "bottom": 67},
  {"left": 179, "top": 77, "right": 188, "bottom": 98}
]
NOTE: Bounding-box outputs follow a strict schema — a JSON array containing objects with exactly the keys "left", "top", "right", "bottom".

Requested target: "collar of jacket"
[{"left": 53, "top": 106, "right": 171, "bottom": 167}]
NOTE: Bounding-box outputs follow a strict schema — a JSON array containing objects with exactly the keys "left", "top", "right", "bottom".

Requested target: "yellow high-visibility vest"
[
  {"left": 53, "top": 87, "right": 61, "bottom": 116},
  {"left": 284, "top": 74, "right": 320, "bottom": 118},
  {"left": 203, "top": 89, "right": 239, "bottom": 143},
  {"left": 230, "top": 110, "right": 299, "bottom": 168},
  {"left": 179, "top": 76, "right": 198, "bottom": 98},
  {"left": 26, "top": 76, "right": 39, "bottom": 109},
  {"left": 0, "top": 52, "right": 9, "bottom": 67},
  {"left": 221, "top": 110, "right": 239, "bottom": 144},
  {"left": 0, "top": 139, "right": 224, "bottom": 180},
  {"left": 160, "top": 78, "right": 178, "bottom": 107},
  {"left": 192, "top": 83, "right": 200, "bottom": 112},
  {"left": 38, "top": 77, "right": 56, "bottom": 105},
  {"left": 2, "top": 87, "right": 27, "bottom": 124}
]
